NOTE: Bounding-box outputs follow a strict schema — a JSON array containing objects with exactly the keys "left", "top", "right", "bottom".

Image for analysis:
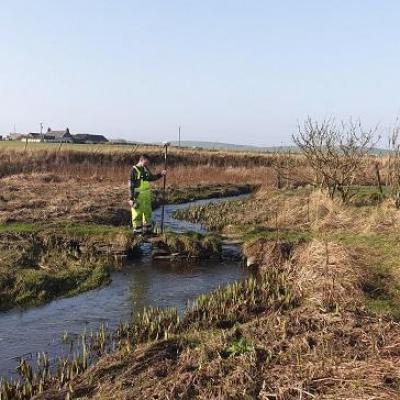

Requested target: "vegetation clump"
[{"left": 151, "top": 232, "right": 222, "bottom": 259}]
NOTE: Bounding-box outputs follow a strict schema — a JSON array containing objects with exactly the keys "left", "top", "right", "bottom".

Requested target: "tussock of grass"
[
  {"left": 10, "top": 265, "right": 109, "bottom": 307},
  {"left": 152, "top": 232, "right": 222, "bottom": 258}
]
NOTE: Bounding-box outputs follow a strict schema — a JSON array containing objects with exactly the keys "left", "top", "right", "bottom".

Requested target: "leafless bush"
[
  {"left": 293, "top": 117, "right": 378, "bottom": 203},
  {"left": 387, "top": 121, "right": 400, "bottom": 207},
  {"left": 270, "top": 150, "right": 302, "bottom": 189}
]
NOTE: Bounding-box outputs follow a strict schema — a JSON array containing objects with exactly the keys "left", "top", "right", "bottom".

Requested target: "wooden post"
[{"left": 375, "top": 161, "right": 383, "bottom": 195}]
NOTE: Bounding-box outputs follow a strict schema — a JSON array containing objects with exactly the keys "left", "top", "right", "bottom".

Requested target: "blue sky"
[{"left": 1, "top": 0, "right": 399, "bottom": 146}]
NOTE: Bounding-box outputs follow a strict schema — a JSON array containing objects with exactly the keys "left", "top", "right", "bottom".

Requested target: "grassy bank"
[
  {"left": 176, "top": 187, "right": 400, "bottom": 320},
  {"left": 152, "top": 232, "right": 222, "bottom": 259},
  {"left": 0, "top": 225, "right": 136, "bottom": 310}
]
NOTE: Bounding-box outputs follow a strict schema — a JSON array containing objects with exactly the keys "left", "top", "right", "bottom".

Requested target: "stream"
[{"left": 0, "top": 195, "right": 248, "bottom": 379}]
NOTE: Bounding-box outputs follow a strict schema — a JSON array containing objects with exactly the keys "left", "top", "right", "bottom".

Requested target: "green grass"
[
  {"left": 330, "top": 231, "right": 400, "bottom": 320},
  {"left": 0, "top": 222, "right": 129, "bottom": 236},
  {"left": 223, "top": 336, "right": 255, "bottom": 358},
  {"left": 9, "top": 265, "right": 110, "bottom": 308},
  {"left": 346, "top": 185, "right": 390, "bottom": 206},
  {"left": 59, "top": 222, "right": 129, "bottom": 236},
  {"left": 279, "top": 185, "right": 391, "bottom": 206},
  {"left": 243, "top": 226, "right": 312, "bottom": 244},
  {"left": 0, "top": 140, "right": 143, "bottom": 153},
  {"left": 0, "top": 222, "right": 38, "bottom": 234}
]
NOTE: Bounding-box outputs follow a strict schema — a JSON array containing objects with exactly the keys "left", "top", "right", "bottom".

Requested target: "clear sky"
[{"left": 1, "top": 0, "right": 399, "bottom": 146}]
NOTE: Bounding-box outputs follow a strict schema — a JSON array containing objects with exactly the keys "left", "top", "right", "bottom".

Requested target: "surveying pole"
[{"left": 160, "top": 141, "right": 170, "bottom": 233}]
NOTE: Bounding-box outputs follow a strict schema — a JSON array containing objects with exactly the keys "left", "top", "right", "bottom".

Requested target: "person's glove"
[{"left": 129, "top": 200, "right": 139, "bottom": 208}]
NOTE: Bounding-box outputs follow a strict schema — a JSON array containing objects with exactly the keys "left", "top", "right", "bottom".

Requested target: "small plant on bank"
[{"left": 224, "top": 336, "right": 254, "bottom": 358}]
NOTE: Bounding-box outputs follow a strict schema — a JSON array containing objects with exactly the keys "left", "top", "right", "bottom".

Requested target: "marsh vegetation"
[{"left": 2, "top": 126, "right": 400, "bottom": 399}]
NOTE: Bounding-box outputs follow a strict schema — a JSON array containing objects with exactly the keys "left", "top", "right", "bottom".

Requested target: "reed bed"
[{"left": 0, "top": 141, "right": 296, "bottom": 179}]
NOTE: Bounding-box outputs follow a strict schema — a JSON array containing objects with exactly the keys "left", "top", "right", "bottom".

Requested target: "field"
[{"left": 1, "top": 140, "right": 400, "bottom": 399}]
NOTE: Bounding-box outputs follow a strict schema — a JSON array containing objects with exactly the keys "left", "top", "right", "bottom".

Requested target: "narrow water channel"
[{"left": 0, "top": 195, "right": 248, "bottom": 378}]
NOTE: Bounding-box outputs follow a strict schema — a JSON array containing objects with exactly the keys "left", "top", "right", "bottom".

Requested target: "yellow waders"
[{"left": 131, "top": 166, "right": 153, "bottom": 233}]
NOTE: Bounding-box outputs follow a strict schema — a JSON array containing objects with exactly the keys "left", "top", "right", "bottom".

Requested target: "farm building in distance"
[
  {"left": 45, "top": 128, "right": 74, "bottom": 143},
  {"left": 11, "top": 128, "right": 109, "bottom": 144},
  {"left": 73, "top": 134, "right": 109, "bottom": 144}
]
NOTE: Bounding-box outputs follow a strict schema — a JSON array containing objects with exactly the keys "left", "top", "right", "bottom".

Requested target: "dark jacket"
[{"left": 129, "top": 165, "right": 162, "bottom": 200}]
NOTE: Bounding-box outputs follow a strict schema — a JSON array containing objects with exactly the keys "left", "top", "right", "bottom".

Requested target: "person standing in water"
[{"left": 128, "top": 155, "right": 166, "bottom": 234}]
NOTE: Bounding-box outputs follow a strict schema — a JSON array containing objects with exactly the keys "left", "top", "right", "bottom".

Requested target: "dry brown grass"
[
  {"left": 222, "top": 187, "right": 400, "bottom": 235},
  {"left": 293, "top": 240, "right": 359, "bottom": 310},
  {"left": 0, "top": 173, "right": 125, "bottom": 225},
  {"left": 0, "top": 141, "right": 296, "bottom": 180},
  {"left": 0, "top": 169, "right": 258, "bottom": 226}
]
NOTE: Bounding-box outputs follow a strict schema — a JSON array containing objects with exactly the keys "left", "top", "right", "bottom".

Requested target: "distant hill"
[
  {"left": 112, "top": 139, "right": 389, "bottom": 155},
  {"left": 168, "top": 140, "right": 297, "bottom": 153}
]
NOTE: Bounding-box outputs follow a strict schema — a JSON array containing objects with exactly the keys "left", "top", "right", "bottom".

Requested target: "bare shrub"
[{"left": 293, "top": 117, "right": 378, "bottom": 203}]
